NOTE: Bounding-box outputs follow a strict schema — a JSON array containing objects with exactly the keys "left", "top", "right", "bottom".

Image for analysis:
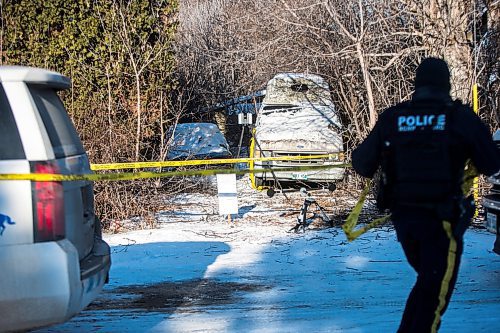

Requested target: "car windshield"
[
  {"left": 264, "top": 75, "right": 333, "bottom": 106},
  {"left": 0, "top": 85, "right": 25, "bottom": 159},
  {"left": 260, "top": 105, "right": 301, "bottom": 114},
  {"left": 29, "top": 86, "right": 85, "bottom": 158}
]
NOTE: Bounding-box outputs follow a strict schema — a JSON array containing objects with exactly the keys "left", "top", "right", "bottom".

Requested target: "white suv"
[{"left": 0, "top": 66, "right": 111, "bottom": 332}]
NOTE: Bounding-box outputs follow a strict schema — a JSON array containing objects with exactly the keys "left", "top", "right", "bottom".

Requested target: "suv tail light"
[{"left": 32, "top": 161, "right": 65, "bottom": 242}]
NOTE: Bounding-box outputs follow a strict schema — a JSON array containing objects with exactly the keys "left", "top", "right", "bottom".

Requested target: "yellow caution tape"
[
  {"left": 472, "top": 84, "right": 480, "bottom": 218},
  {"left": 342, "top": 181, "right": 392, "bottom": 241},
  {"left": 91, "top": 153, "right": 344, "bottom": 171},
  {"left": 342, "top": 181, "right": 371, "bottom": 235},
  {"left": 462, "top": 161, "right": 478, "bottom": 197},
  {"left": 248, "top": 134, "right": 259, "bottom": 190},
  {"left": 0, "top": 164, "right": 350, "bottom": 182},
  {"left": 343, "top": 160, "right": 479, "bottom": 242}
]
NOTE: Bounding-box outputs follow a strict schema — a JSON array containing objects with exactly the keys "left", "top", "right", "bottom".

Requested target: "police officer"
[{"left": 351, "top": 57, "right": 500, "bottom": 333}]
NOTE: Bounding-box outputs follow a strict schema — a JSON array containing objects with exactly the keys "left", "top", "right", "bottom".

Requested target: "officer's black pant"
[{"left": 392, "top": 207, "right": 464, "bottom": 333}]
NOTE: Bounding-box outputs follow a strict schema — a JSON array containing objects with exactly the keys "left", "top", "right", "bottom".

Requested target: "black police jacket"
[{"left": 352, "top": 88, "right": 500, "bottom": 188}]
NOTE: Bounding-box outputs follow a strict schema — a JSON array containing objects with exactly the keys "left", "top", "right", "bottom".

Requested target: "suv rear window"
[
  {"left": 0, "top": 85, "right": 25, "bottom": 160},
  {"left": 29, "top": 86, "right": 85, "bottom": 158}
]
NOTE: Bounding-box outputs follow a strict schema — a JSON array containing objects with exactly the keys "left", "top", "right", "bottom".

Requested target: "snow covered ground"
[{"left": 34, "top": 178, "right": 500, "bottom": 333}]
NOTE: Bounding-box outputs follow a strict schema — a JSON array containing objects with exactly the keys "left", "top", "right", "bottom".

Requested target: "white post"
[{"left": 216, "top": 174, "right": 238, "bottom": 222}]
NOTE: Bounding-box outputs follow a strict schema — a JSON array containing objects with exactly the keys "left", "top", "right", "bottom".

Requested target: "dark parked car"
[
  {"left": 165, "top": 123, "right": 231, "bottom": 160},
  {"left": 483, "top": 129, "right": 500, "bottom": 254}
]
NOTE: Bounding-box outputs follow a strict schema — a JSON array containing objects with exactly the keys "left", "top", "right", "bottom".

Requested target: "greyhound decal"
[{"left": 0, "top": 214, "right": 15, "bottom": 236}]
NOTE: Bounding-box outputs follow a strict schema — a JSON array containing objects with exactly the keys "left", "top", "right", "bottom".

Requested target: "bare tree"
[
  {"left": 405, "top": 0, "right": 474, "bottom": 102},
  {"left": 250, "top": 0, "right": 423, "bottom": 134},
  {"left": 176, "top": 0, "right": 497, "bottom": 145}
]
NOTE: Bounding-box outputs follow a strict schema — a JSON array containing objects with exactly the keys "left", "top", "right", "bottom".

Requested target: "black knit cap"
[{"left": 414, "top": 57, "right": 451, "bottom": 92}]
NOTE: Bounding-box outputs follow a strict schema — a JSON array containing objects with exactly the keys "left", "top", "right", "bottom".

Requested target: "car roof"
[
  {"left": 174, "top": 122, "right": 219, "bottom": 129},
  {"left": 0, "top": 66, "right": 70, "bottom": 90}
]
